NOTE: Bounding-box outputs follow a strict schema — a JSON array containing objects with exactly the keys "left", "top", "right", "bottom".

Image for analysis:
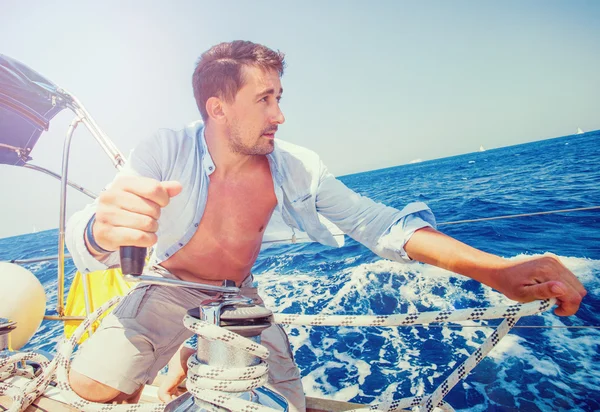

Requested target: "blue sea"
[{"left": 1, "top": 131, "right": 599, "bottom": 411}]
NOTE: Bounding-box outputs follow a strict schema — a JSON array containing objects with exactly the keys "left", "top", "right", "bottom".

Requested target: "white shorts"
[{"left": 71, "top": 276, "right": 305, "bottom": 411}]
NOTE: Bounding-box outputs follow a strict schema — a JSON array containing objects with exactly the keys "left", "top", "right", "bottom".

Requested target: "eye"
[{"left": 259, "top": 96, "right": 269, "bottom": 102}]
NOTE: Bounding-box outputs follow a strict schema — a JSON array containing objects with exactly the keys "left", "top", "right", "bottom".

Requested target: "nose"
[{"left": 272, "top": 104, "right": 285, "bottom": 125}]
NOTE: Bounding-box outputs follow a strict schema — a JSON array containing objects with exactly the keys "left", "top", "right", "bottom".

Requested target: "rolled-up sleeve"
[
  {"left": 65, "top": 203, "right": 120, "bottom": 274},
  {"left": 315, "top": 159, "right": 437, "bottom": 262},
  {"left": 373, "top": 208, "right": 437, "bottom": 262}
]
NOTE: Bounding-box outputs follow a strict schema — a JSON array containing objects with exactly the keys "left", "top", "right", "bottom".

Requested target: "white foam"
[
  {"left": 253, "top": 252, "right": 600, "bottom": 407},
  {"left": 332, "top": 349, "right": 371, "bottom": 385}
]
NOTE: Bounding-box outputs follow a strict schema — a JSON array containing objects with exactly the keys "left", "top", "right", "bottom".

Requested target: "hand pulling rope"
[{"left": 0, "top": 296, "right": 555, "bottom": 412}]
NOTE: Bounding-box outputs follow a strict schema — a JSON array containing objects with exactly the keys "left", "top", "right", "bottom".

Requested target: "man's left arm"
[
  {"left": 404, "top": 227, "right": 587, "bottom": 316},
  {"left": 314, "top": 161, "right": 586, "bottom": 316}
]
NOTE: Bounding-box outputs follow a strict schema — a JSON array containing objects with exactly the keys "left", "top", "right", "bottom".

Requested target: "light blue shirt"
[{"left": 66, "top": 121, "right": 436, "bottom": 274}]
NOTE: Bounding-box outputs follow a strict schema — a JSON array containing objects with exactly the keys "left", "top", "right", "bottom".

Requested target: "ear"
[{"left": 205, "top": 96, "right": 227, "bottom": 124}]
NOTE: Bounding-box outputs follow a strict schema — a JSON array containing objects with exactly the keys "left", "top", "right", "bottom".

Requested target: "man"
[{"left": 65, "top": 41, "right": 586, "bottom": 411}]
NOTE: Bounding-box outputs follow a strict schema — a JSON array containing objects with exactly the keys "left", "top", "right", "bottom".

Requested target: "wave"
[{"left": 254, "top": 254, "right": 600, "bottom": 410}]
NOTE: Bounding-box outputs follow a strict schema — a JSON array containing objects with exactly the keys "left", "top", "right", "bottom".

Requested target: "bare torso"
[{"left": 161, "top": 157, "right": 276, "bottom": 286}]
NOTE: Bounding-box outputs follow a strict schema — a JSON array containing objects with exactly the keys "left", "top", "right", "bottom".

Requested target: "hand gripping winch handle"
[
  {"left": 113, "top": 152, "right": 147, "bottom": 275},
  {"left": 120, "top": 246, "right": 146, "bottom": 276}
]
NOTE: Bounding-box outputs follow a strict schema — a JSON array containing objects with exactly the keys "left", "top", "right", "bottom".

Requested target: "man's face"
[{"left": 224, "top": 65, "right": 285, "bottom": 155}]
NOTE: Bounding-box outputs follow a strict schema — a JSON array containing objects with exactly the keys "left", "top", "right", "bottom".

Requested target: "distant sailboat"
[
  {"left": 479, "top": 145, "right": 486, "bottom": 152},
  {"left": 576, "top": 127, "right": 584, "bottom": 135}
]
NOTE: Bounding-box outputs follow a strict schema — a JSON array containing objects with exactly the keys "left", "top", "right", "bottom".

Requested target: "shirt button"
[{"left": 208, "top": 166, "right": 214, "bottom": 171}]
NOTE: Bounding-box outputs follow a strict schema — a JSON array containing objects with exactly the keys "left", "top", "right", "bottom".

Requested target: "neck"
[{"left": 204, "top": 123, "right": 264, "bottom": 177}]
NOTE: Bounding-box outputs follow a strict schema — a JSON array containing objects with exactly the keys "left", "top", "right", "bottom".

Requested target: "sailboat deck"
[{"left": 1, "top": 374, "right": 365, "bottom": 412}]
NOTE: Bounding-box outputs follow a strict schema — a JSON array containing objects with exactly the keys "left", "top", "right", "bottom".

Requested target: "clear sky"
[{"left": 1, "top": 0, "right": 599, "bottom": 238}]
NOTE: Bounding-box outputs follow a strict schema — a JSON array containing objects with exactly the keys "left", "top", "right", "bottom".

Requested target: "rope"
[
  {"left": 420, "top": 317, "right": 514, "bottom": 412},
  {"left": 0, "top": 352, "right": 51, "bottom": 412},
  {"left": 0, "top": 295, "right": 164, "bottom": 412},
  {"left": 273, "top": 300, "right": 550, "bottom": 327},
  {"left": 181, "top": 313, "right": 282, "bottom": 412},
  {"left": 275, "top": 299, "right": 554, "bottom": 412},
  {"left": 0, "top": 297, "right": 556, "bottom": 412},
  {"left": 53, "top": 296, "right": 165, "bottom": 411},
  {"left": 180, "top": 299, "right": 555, "bottom": 412}
]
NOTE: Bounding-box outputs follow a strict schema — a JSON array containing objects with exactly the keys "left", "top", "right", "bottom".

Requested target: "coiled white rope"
[
  {"left": 180, "top": 299, "right": 554, "bottom": 412},
  {"left": 0, "top": 294, "right": 555, "bottom": 412},
  {"left": 1, "top": 296, "right": 163, "bottom": 412},
  {"left": 0, "top": 351, "right": 51, "bottom": 412}
]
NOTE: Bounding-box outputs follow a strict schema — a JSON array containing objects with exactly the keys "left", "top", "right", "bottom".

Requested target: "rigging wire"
[
  {"left": 4, "top": 205, "right": 599, "bottom": 257},
  {"left": 260, "top": 205, "right": 600, "bottom": 244},
  {"left": 406, "top": 324, "right": 600, "bottom": 329},
  {"left": 437, "top": 205, "right": 600, "bottom": 226}
]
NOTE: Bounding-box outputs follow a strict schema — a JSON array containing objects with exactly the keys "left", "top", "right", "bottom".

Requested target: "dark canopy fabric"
[{"left": 0, "top": 54, "right": 68, "bottom": 166}]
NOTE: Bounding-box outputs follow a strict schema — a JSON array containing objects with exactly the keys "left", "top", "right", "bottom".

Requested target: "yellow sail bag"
[{"left": 63, "top": 268, "right": 133, "bottom": 343}]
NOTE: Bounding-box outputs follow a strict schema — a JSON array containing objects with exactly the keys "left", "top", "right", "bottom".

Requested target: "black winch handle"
[{"left": 120, "top": 246, "right": 146, "bottom": 276}]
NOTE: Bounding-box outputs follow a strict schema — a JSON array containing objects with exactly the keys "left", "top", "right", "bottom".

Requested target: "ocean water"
[{"left": 1, "top": 131, "right": 599, "bottom": 411}]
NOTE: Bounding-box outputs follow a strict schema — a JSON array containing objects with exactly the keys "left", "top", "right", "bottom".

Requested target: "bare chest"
[
  {"left": 201, "top": 178, "right": 276, "bottom": 236},
  {"left": 161, "top": 170, "right": 276, "bottom": 284}
]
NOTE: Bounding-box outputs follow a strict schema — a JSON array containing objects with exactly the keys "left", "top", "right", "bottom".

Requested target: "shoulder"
[
  {"left": 128, "top": 121, "right": 204, "bottom": 179},
  {"left": 274, "top": 139, "right": 321, "bottom": 165},
  {"left": 150, "top": 120, "right": 203, "bottom": 149},
  {"left": 133, "top": 121, "right": 202, "bottom": 160}
]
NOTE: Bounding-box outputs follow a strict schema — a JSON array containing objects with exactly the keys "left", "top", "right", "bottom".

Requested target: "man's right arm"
[{"left": 65, "top": 132, "right": 180, "bottom": 273}]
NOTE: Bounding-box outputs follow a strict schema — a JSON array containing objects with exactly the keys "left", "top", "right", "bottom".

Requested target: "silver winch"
[
  {"left": 0, "top": 318, "right": 17, "bottom": 353},
  {"left": 156, "top": 279, "right": 288, "bottom": 412}
]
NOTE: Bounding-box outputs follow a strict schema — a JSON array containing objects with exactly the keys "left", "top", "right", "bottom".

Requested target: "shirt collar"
[
  {"left": 195, "top": 122, "right": 215, "bottom": 176},
  {"left": 192, "top": 119, "right": 282, "bottom": 183},
  {"left": 267, "top": 144, "right": 284, "bottom": 187}
]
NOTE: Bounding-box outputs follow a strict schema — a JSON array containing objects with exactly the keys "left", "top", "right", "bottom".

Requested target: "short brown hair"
[{"left": 192, "top": 41, "right": 286, "bottom": 122}]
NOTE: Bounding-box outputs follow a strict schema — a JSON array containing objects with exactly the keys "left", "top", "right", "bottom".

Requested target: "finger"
[
  {"left": 157, "top": 379, "right": 180, "bottom": 403},
  {"left": 542, "top": 254, "right": 587, "bottom": 298},
  {"left": 524, "top": 280, "right": 581, "bottom": 317},
  {"left": 555, "top": 271, "right": 587, "bottom": 299},
  {"left": 533, "top": 281, "right": 582, "bottom": 317},
  {"left": 97, "top": 207, "right": 159, "bottom": 234},
  {"left": 158, "top": 390, "right": 173, "bottom": 404},
  {"left": 99, "top": 190, "right": 161, "bottom": 220},
  {"left": 105, "top": 226, "right": 157, "bottom": 248},
  {"left": 525, "top": 281, "right": 564, "bottom": 300},
  {"left": 561, "top": 270, "right": 587, "bottom": 299},
  {"left": 553, "top": 296, "right": 581, "bottom": 317},
  {"left": 115, "top": 176, "right": 173, "bottom": 208},
  {"left": 567, "top": 277, "right": 587, "bottom": 299},
  {"left": 162, "top": 180, "right": 183, "bottom": 198}
]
